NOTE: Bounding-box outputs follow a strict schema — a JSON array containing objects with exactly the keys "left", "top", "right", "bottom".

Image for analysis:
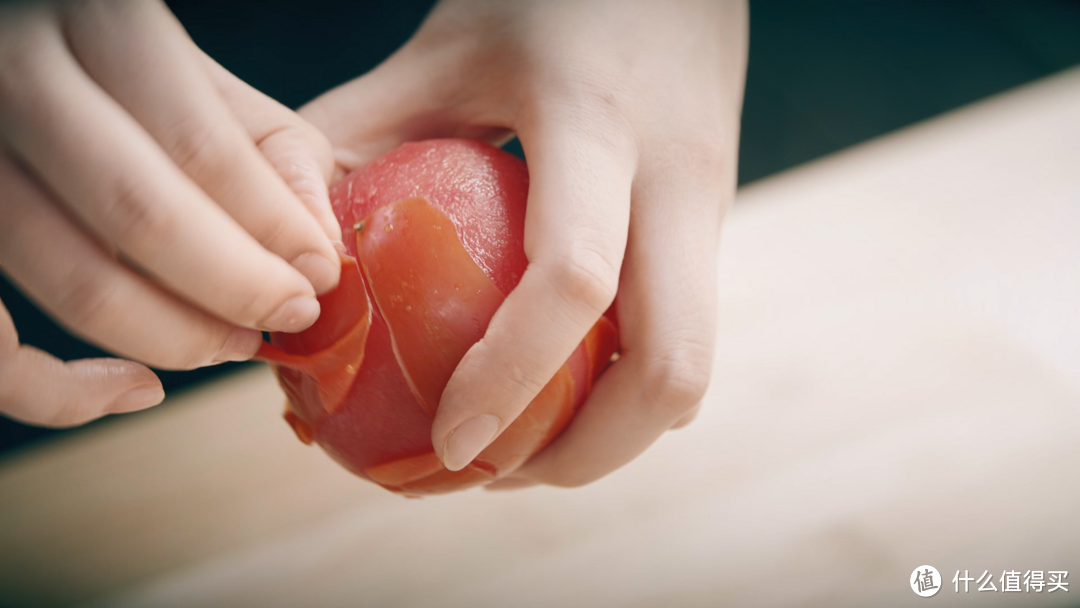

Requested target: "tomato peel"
[
  {"left": 352, "top": 196, "right": 579, "bottom": 487},
  {"left": 283, "top": 408, "right": 315, "bottom": 445},
  {"left": 257, "top": 256, "right": 371, "bottom": 413},
  {"left": 584, "top": 315, "right": 620, "bottom": 382},
  {"left": 471, "top": 364, "right": 576, "bottom": 477},
  {"left": 354, "top": 197, "right": 504, "bottom": 416},
  {"left": 364, "top": 451, "right": 444, "bottom": 486}
]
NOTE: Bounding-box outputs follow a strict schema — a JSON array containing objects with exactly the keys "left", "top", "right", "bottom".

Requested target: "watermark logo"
[
  {"left": 912, "top": 565, "right": 942, "bottom": 597},
  {"left": 952, "top": 569, "right": 1068, "bottom": 593},
  {"left": 909, "top": 567, "right": 1069, "bottom": 597}
]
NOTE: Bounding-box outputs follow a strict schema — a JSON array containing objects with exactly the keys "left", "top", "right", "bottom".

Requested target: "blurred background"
[{"left": 2, "top": 0, "right": 1079, "bottom": 454}]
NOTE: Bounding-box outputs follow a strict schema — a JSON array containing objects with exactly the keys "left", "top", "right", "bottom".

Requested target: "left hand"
[
  {"left": 0, "top": 0, "right": 339, "bottom": 428},
  {"left": 301, "top": 0, "right": 748, "bottom": 487}
]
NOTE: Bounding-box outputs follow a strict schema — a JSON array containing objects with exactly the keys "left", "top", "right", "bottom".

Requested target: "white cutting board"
[{"left": 1, "top": 68, "right": 1078, "bottom": 608}]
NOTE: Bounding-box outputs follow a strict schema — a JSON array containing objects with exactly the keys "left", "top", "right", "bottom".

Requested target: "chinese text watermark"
[{"left": 911, "top": 566, "right": 1069, "bottom": 597}]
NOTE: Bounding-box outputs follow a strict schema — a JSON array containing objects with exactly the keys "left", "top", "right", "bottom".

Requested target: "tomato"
[{"left": 259, "top": 139, "right": 619, "bottom": 496}]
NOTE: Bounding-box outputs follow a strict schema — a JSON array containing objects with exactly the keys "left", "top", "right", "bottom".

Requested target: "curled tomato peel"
[
  {"left": 257, "top": 255, "right": 371, "bottom": 413},
  {"left": 283, "top": 408, "right": 315, "bottom": 445}
]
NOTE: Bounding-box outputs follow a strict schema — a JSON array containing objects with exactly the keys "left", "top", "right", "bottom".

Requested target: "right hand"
[
  {"left": 0, "top": 0, "right": 341, "bottom": 428},
  {"left": 302, "top": 0, "right": 747, "bottom": 486}
]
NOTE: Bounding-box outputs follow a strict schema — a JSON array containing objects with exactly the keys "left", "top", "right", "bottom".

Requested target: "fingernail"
[
  {"left": 212, "top": 327, "right": 262, "bottom": 364},
  {"left": 262, "top": 296, "right": 320, "bottom": 333},
  {"left": 291, "top": 252, "right": 339, "bottom": 295},
  {"left": 109, "top": 385, "right": 165, "bottom": 414},
  {"left": 331, "top": 240, "right": 347, "bottom": 256},
  {"left": 442, "top": 414, "right": 500, "bottom": 471}
]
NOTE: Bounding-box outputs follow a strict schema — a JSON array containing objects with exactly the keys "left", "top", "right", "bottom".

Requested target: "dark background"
[{"left": 2, "top": 0, "right": 1079, "bottom": 455}]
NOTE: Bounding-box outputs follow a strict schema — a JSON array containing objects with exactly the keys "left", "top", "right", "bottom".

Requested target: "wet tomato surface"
[{"left": 259, "top": 139, "right": 618, "bottom": 495}]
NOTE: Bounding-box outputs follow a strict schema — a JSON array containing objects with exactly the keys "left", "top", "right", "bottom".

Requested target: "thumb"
[
  {"left": 300, "top": 50, "right": 511, "bottom": 173},
  {"left": 0, "top": 298, "right": 163, "bottom": 428}
]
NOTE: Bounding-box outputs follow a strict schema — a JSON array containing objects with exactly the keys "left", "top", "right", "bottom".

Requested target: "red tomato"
[{"left": 259, "top": 139, "right": 619, "bottom": 496}]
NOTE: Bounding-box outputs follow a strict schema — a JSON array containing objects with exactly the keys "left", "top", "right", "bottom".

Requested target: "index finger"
[
  {"left": 59, "top": 0, "right": 341, "bottom": 294},
  {"left": 516, "top": 149, "right": 730, "bottom": 487},
  {"left": 431, "top": 114, "right": 635, "bottom": 471},
  {"left": 0, "top": 15, "right": 318, "bottom": 333}
]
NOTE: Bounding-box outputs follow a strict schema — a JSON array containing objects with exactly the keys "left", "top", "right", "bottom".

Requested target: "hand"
[
  {"left": 0, "top": 0, "right": 340, "bottom": 427},
  {"left": 302, "top": 0, "right": 748, "bottom": 486}
]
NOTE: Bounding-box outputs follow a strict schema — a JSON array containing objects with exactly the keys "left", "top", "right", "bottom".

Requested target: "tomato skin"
[
  {"left": 332, "top": 139, "right": 529, "bottom": 296},
  {"left": 355, "top": 197, "right": 507, "bottom": 416},
  {"left": 261, "top": 139, "right": 618, "bottom": 495}
]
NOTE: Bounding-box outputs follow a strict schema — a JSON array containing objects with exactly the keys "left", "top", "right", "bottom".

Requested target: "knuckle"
[
  {"left": 530, "top": 69, "right": 637, "bottom": 154},
  {"left": 53, "top": 274, "right": 121, "bottom": 332},
  {"left": 684, "top": 137, "right": 731, "bottom": 170},
  {"left": 546, "top": 63, "right": 632, "bottom": 123},
  {"left": 230, "top": 278, "right": 287, "bottom": 328},
  {"left": 642, "top": 343, "right": 713, "bottom": 415},
  {"left": 498, "top": 360, "right": 549, "bottom": 401},
  {"left": 671, "top": 137, "right": 732, "bottom": 178},
  {"left": 462, "top": 345, "right": 548, "bottom": 404},
  {"left": 156, "top": 337, "right": 215, "bottom": 370},
  {"left": 140, "top": 325, "right": 221, "bottom": 370},
  {"left": 162, "top": 116, "right": 236, "bottom": 184},
  {"left": 547, "top": 244, "right": 620, "bottom": 317},
  {"left": 232, "top": 290, "right": 272, "bottom": 328},
  {"left": 102, "top": 176, "right": 172, "bottom": 247},
  {"left": 124, "top": 326, "right": 221, "bottom": 371},
  {"left": 135, "top": 330, "right": 218, "bottom": 371},
  {"left": 250, "top": 203, "right": 299, "bottom": 253},
  {"left": 259, "top": 121, "right": 333, "bottom": 193},
  {"left": 292, "top": 120, "right": 334, "bottom": 173},
  {"left": 309, "top": 129, "right": 334, "bottom": 174}
]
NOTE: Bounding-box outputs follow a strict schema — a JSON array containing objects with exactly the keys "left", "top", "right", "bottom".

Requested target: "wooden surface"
[{"left": 2, "top": 68, "right": 1080, "bottom": 608}]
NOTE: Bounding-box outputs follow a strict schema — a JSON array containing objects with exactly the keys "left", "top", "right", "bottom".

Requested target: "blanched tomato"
[{"left": 259, "top": 139, "right": 618, "bottom": 496}]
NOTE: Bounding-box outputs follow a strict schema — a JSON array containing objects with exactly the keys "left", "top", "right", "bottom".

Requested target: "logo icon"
[{"left": 911, "top": 565, "right": 941, "bottom": 597}]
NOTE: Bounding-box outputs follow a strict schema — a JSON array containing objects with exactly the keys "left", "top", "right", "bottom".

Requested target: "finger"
[
  {"left": 57, "top": 0, "right": 339, "bottom": 294},
  {"left": 514, "top": 149, "right": 730, "bottom": 487},
  {"left": 199, "top": 52, "right": 342, "bottom": 244},
  {"left": 0, "top": 13, "right": 319, "bottom": 332},
  {"left": 299, "top": 50, "right": 511, "bottom": 174},
  {"left": 0, "top": 297, "right": 163, "bottom": 428},
  {"left": 0, "top": 152, "right": 261, "bottom": 371},
  {"left": 431, "top": 115, "right": 635, "bottom": 471}
]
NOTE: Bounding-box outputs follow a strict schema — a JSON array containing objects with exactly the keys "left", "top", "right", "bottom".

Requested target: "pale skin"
[
  {"left": 0, "top": 0, "right": 748, "bottom": 488},
  {"left": 0, "top": 0, "right": 341, "bottom": 427}
]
